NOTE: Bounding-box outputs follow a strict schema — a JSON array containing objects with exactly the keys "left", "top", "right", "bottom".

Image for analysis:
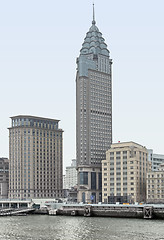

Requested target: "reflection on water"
[{"left": 0, "top": 215, "right": 164, "bottom": 240}]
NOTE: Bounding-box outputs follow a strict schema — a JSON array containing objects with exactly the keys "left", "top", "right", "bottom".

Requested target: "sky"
[{"left": 0, "top": 0, "right": 164, "bottom": 171}]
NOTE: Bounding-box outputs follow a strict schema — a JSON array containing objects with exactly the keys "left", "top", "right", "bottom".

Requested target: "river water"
[{"left": 0, "top": 215, "right": 164, "bottom": 240}]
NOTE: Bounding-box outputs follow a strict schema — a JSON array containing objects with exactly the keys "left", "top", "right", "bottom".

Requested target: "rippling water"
[{"left": 0, "top": 215, "right": 164, "bottom": 240}]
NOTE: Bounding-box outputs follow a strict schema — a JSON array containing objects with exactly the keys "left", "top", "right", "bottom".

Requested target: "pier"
[
  {"left": 1, "top": 199, "right": 164, "bottom": 219},
  {"left": 57, "top": 203, "right": 164, "bottom": 219}
]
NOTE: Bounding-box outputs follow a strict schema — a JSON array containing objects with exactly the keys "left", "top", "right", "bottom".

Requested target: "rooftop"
[
  {"left": 10, "top": 115, "right": 60, "bottom": 122},
  {"left": 80, "top": 4, "right": 109, "bottom": 57}
]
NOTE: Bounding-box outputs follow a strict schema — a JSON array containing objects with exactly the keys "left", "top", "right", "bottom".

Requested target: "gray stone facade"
[
  {"left": 0, "top": 158, "right": 9, "bottom": 199},
  {"left": 76, "top": 6, "right": 112, "bottom": 203}
]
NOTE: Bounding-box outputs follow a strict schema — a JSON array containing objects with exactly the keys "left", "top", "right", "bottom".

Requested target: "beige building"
[
  {"left": 147, "top": 164, "right": 164, "bottom": 203},
  {"left": 9, "top": 115, "right": 63, "bottom": 199},
  {"left": 0, "top": 158, "right": 9, "bottom": 199},
  {"left": 102, "top": 142, "right": 148, "bottom": 204}
]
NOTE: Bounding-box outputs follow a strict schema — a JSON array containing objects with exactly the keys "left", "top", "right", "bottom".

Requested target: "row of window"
[{"left": 12, "top": 118, "right": 58, "bottom": 130}]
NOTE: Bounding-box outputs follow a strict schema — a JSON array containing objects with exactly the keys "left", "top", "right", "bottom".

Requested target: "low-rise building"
[
  {"left": 148, "top": 149, "right": 164, "bottom": 171},
  {"left": 102, "top": 142, "right": 148, "bottom": 204},
  {"left": 147, "top": 164, "right": 164, "bottom": 203},
  {"left": 0, "top": 158, "right": 9, "bottom": 199}
]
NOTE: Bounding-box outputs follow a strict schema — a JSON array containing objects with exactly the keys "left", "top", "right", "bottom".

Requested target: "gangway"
[{"left": 0, "top": 208, "right": 35, "bottom": 216}]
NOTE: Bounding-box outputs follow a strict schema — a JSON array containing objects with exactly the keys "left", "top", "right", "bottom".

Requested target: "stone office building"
[
  {"left": 0, "top": 158, "right": 9, "bottom": 199},
  {"left": 76, "top": 5, "right": 112, "bottom": 203},
  {"left": 8, "top": 115, "right": 63, "bottom": 199},
  {"left": 147, "top": 164, "right": 164, "bottom": 203},
  {"left": 102, "top": 142, "right": 148, "bottom": 204}
]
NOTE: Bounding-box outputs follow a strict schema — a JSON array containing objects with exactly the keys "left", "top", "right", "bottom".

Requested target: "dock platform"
[{"left": 57, "top": 203, "right": 164, "bottom": 219}]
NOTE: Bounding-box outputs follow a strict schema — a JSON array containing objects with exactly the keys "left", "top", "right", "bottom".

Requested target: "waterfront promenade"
[{"left": 1, "top": 199, "right": 164, "bottom": 219}]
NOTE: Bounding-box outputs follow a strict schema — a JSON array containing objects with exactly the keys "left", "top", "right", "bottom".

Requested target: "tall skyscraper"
[
  {"left": 76, "top": 5, "right": 112, "bottom": 203},
  {"left": 9, "top": 115, "right": 63, "bottom": 199}
]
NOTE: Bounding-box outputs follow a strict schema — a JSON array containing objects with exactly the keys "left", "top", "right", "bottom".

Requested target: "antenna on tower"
[{"left": 92, "top": 2, "right": 96, "bottom": 25}]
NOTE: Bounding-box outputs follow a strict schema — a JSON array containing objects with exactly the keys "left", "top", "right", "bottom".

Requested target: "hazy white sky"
[{"left": 0, "top": 0, "right": 164, "bottom": 170}]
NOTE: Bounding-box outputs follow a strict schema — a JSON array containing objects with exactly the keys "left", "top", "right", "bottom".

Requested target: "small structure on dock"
[{"left": 0, "top": 199, "right": 33, "bottom": 209}]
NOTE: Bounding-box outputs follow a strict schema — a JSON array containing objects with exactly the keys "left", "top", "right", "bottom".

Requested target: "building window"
[
  {"left": 82, "top": 192, "right": 85, "bottom": 203},
  {"left": 91, "top": 172, "right": 96, "bottom": 190},
  {"left": 80, "top": 172, "right": 88, "bottom": 185},
  {"left": 99, "top": 173, "right": 102, "bottom": 190}
]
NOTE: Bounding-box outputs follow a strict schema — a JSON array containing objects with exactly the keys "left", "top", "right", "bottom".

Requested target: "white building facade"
[
  {"left": 64, "top": 159, "right": 77, "bottom": 189},
  {"left": 148, "top": 149, "right": 164, "bottom": 171}
]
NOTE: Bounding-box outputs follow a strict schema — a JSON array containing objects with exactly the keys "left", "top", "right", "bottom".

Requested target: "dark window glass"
[
  {"left": 80, "top": 172, "right": 88, "bottom": 185},
  {"left": 91, "top": 172, "right": 96, "bottom": 190},
  {"left": 91, "top": 192, "right": 96, "bottom": 203},
  {"left": 82, "top": 192, "right": 85, "bottom": 203},
  {"left": 98, "top": 172, "right": 102, "bottom": 190}
]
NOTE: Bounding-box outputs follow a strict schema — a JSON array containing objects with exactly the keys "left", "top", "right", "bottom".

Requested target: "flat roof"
[
  {"left": 110, "top": 141, "right": 146, "bottom": 149},
  {"left": 10, "top": 115, "right": 60, "bottom": 122}
]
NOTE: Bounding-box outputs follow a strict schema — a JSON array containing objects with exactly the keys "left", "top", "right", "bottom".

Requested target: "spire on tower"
[{"left": 92, "top": 3, "right": 96, "bottom": 25}]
